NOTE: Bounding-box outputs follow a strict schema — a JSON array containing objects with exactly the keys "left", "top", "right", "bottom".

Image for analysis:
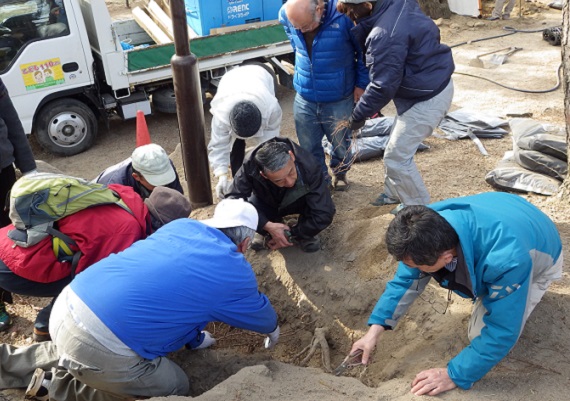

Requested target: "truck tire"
[
  {"left": 36, "top": 98, "right": 97, "bottom": 156},
  {"left": 152, "top": 87, "right": 177, "bottom": 114}
]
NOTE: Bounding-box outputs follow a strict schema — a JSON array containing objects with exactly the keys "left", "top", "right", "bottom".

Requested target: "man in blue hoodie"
[
  {"left": 337, "top": 0, "right": 455, "bottom": 212},
  {"left": 280, "top": 0, "right": 369, "bottom": 189},
  {"left": 0, "top": 199, "right": 279, "bottom": 401},
  {"left": 350, "top": 193, "right": 563, "bottom": 396}
]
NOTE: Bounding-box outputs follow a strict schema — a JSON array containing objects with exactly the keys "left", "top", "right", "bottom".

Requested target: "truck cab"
[
  {"left": 1, "top": 0, "right": 293, "bottom": 156},
  {"left": 1, "top": 0, "right": 97, "bottom": 155}
]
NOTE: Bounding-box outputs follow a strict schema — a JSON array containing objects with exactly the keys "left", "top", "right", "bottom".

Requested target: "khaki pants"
[{"left": 469, "top": 252, "right": 563, "bottom": 341}]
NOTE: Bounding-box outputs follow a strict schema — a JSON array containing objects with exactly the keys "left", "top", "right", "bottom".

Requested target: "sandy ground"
[{"left": 1, "top": 1, "right": 569, "bottom": 401}]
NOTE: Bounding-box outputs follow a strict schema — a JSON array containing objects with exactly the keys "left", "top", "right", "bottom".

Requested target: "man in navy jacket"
[{"left": 337, "top": 0, "right": 455, "bottom": 212}]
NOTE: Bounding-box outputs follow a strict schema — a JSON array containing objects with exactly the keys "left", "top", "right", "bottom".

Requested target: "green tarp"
[{"left": 127, "top": 24, "right": 289, "bottom": 72}]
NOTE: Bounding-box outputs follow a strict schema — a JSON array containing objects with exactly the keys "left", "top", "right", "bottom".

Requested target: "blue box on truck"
[{"left": 185, "top": 0, "right": 285, "bottom": 36}]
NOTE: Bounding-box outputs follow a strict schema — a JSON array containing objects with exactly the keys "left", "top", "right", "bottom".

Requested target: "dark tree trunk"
[
  {"left": 561, "top": 0, "right": 570, "bottom": 198},
  {"left": 418, "top": 0, "right": 452, "bottom": 19}
]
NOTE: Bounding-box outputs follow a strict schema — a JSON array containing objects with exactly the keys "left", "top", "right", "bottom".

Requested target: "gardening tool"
[
  {"left": 470, "top": 46, "right": 509, "bottom": 68},
  {"left": 333, "top": 349, "right": 364, "bottom": 376},
  {"left": 471, "top": 46, "right": 522, "bottom": 68},
  {"left": 487, "top": 46, "right": 522, "bottom": 67}
]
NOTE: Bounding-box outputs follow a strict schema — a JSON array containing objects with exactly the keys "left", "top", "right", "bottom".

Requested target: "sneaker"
[
  {"left": 297, "top": 236, "right": 321, "bottom": 253},
  {"left": 486, "top": 16, "right": 500, "bottom": 20},
  {"left": 250, "top": 233, "right": 268, "bottom": 251},
  {"left": 25, "top": 368, "right": 52, "bottom": 401},
  {"left": 502, "top": 14, "right": 511, "bottom": 20},
  {"left": 390, "top": 203, "right": 406, "bottom": 215},
  {"left": 0, "top": 301, "right": 12, "bottom": 332},
  {"left": 370, "top": 193, "right": 399, "bottom": 207},
  {"left": 333, "top": 173, "right": 350, "bottom": 191},
  {"left": 32, "top": 327, "right": 51, "bottom": 343}
]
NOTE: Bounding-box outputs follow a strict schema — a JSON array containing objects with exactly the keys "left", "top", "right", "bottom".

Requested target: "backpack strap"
[{"left": 46, "top": 225, "right": 83, "bottom": 279}]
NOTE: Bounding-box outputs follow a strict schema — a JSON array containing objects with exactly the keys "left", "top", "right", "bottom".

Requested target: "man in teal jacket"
[{"left": 350, "top": 192, "right": 563, "bottom": 396}]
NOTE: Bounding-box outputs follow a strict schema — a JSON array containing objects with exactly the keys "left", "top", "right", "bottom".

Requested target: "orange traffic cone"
[{"left": 136, "top": 110, "right": 151, "bottom": 147}]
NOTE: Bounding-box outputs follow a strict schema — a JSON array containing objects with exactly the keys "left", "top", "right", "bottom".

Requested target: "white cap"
[
  {"left": 131, "top": 144, "right": 176, "bottom": 187},
  {"left": 202, "top": 199, "right": 258, "bottom": 231}
]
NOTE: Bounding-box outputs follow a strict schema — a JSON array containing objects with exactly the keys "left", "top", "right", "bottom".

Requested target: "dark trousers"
[
  {"left": 249, "top": 194, "right": 312, "bottom": 239},
  {"left": 0, "top": 165, "right": 16, "bottom": 227},
  {"left": 0, "top": 259, "right": 72, "bottom": 330},
  {"left": 230, "top": 138, "right": 246, "bottom": 176}
]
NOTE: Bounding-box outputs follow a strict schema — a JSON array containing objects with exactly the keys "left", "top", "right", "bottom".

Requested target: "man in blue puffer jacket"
[
  {"left": 350, "top": 193, "right": 563, "bottom": 396},
  {"left": 279, "top": 0, "right": 369, "bottom": 189},
  {"left": 337, "top": 0, "right": 455, "bottom": 211}
]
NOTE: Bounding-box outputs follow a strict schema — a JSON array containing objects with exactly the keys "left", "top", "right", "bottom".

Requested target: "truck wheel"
[
  {"left": 152, "top": 87, "right": 177, "bottom": 114},
  {"left": 36, "top": 99, "right": 97, "bottom": 156}
]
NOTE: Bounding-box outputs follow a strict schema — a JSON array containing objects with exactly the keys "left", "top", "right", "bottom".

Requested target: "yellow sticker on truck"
[{"left": 21, "top": 58, "right": 65, "bottom": 91}]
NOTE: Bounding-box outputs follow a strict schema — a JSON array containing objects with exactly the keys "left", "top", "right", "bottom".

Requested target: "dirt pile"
[{"left": 1, "top": 1, "right": 569, "bottom": 401}]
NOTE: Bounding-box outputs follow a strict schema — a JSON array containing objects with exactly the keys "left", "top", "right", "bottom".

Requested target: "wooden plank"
[
  {"left": 210, "top": 19, "right": 280, "bottom": 35},
  {"left": 132, "top": 6, "right": 171, "bottom": 44},
  {"left": 146, "top": 0, "right": 174, "bottom": 40},
  {"left": 153, "top": 0, "right": 199, "bottom": 39}
]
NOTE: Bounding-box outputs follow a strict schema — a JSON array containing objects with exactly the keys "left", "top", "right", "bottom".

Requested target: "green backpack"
[{"left": 7, "top": 173, "right": 133, "bottom": 274}]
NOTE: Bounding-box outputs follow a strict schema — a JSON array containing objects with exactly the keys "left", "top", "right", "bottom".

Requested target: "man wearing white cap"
[
  {"left": 0, "top": 199, "right": 279, "bottom": 401},
  {"left": 94, "top": 143, "right": 183, "bottom": 199}
]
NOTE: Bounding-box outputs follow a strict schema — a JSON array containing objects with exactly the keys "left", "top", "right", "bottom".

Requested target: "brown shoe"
[{"left": 32, "top": 327, "right": 51, "bottom": 342}]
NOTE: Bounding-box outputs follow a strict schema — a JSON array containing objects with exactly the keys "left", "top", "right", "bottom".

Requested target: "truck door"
[{"left": 0, "top": 0, "right": 94, "bottom": 135}]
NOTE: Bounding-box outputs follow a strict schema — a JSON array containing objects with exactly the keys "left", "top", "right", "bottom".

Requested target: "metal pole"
[{"left": 169, "top": 0, "right": 212, "bottom": 207}]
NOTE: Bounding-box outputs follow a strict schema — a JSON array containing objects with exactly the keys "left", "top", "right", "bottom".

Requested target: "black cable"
[
  {"left": 449, "top": 26, "right": 560, "bottom": 48},
  {"left": 454, "top": 62, "right": 562, "bottom": 93}
]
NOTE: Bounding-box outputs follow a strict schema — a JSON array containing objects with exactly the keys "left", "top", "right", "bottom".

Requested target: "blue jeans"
[{"left": 293, "top": 93, "right": 353, "bottom": 180}]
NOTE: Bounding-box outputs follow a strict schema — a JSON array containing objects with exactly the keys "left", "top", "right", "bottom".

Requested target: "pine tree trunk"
[
  {"left": 561, "top": 0, "right": 570, "bottom": 199},
  {"left": 418, "top": 0, "right": 452, "bottom": 19}
]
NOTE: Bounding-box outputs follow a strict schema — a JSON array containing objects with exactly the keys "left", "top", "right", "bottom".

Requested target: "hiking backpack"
[{"left": 7, "top": 173, "right": 133, "bottom": 275}]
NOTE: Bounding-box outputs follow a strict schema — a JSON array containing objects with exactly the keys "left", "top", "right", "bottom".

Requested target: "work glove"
[
  {"left": 185, "top": 330, "right": 216, "bottom": 350},
  {"left": 215, "top": 174, "right": 231, "bottom": 200},
  {"left": 347, "top": 117, "right": 365, "bottom": 131},
  {"left": 264, "top": 325, "right": 280, "bottom": 349}
]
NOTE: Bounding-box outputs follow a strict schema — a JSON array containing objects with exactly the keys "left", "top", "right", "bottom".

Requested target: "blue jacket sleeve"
[
  {"left": 447, "top": 261, "right": 531, "bottom": 389},
  {"left": 212, "top": 290, "right": 278, "bottom": 335},
  {"left": 368, "top": 262, "right": 427, "bottom": 327},
  {"left": 352, "top": 32, "right": 408, "bottom": 121}
]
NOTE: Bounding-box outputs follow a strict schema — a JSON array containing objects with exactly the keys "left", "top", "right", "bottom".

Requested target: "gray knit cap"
[{"left": 229, "top": 101, "right": 262, "bottom": 139}]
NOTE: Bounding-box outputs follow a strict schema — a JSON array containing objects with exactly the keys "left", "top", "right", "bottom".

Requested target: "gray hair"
[
  {"left": 254, "top": 141, "right": 291, "bottom": 173},
  {"left": 219, "top": 225, "right": 256, "bottom": 246},
  {"left": 308, "top": 0, "right": 319, "bottom": 17}
]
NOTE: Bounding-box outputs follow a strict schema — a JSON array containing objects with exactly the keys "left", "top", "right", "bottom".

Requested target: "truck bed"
[{"left": 125, "top": 23, "right": 292, "bottom": 73}]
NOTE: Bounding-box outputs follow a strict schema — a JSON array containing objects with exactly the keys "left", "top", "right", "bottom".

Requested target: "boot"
[
  {"left": 0, "top": 300, "right": 12, "bottom": 332},
  {"left": 250, "top": 233, "right": 269, "bottom": 251},
  {"left": 296, "top": 236, "right": 321, "bottom": 253},
  {"left": 33, "top": 301, "right": 54, "bottom": 342}
]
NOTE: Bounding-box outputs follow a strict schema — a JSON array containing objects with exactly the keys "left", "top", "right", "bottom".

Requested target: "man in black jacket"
[{"left": 226, "top": 138, "right": 335, "bottom": 253}]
